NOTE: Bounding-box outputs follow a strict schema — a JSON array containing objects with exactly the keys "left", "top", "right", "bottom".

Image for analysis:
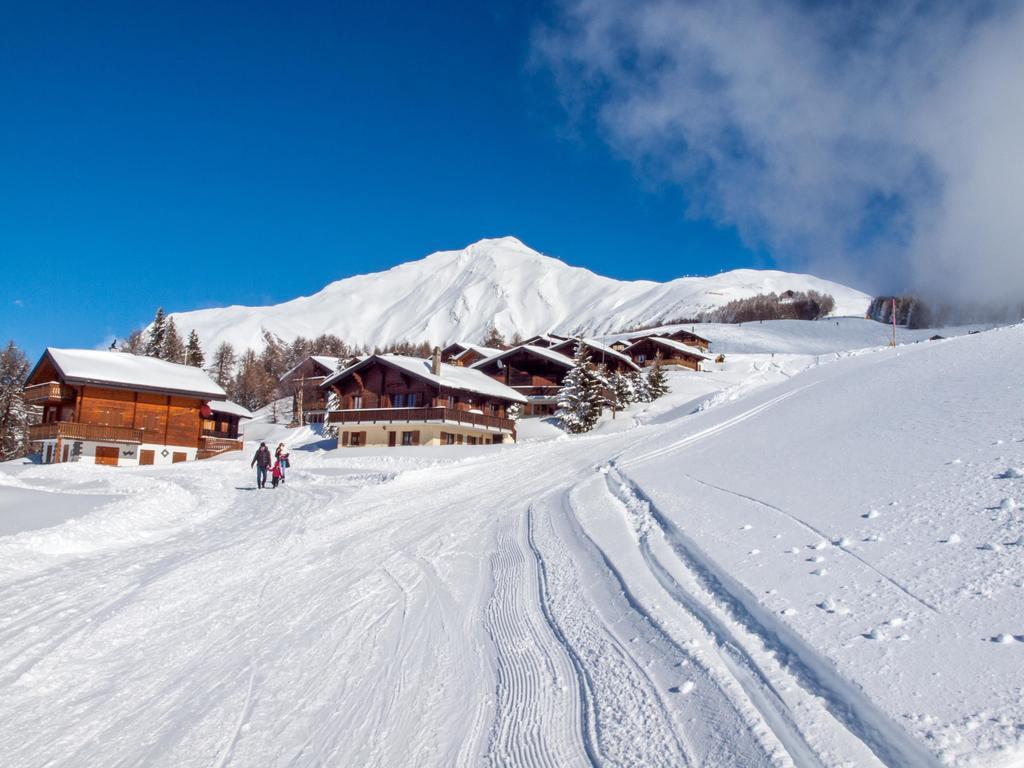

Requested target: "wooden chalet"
[
  {"left": 199, "top": 400, "right": 253, "bottom": 458},
  {"left": 279, "top": 355, "right": 342, "bottom": 424},
  {"left": 440, "top": 342, "right": 502, "bottom": 367},
  {"left": 659, "top": 328, "right": 711, "bottom": 351},
  {"left": 519, "top": 334, "right": 568, "bottom": 349},
  {"left": 471, "top": 344, "right": 574, "bottom": 416},
  {"left": 321, "top": 348, "right": 526, "bottom": 447},
  {"left": 621, "top": 337, "right": 709, "bottom": 371},
  {"left": 24, "top": 348, "right": 230, "bottom": 466},
  {"left": 547, "top": 338, "right": 640, "bottom": 374}
]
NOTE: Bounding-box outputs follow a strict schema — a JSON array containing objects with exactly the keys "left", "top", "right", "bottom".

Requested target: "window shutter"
[
  {"left": 457, "top": 433, "right": 464, "bottom": 445},
  {"left": 342, "top": 431, "right": 349, "bottom": 446},
  {"left": 411, "top": 430, "right": 420, "bottom": 445}
]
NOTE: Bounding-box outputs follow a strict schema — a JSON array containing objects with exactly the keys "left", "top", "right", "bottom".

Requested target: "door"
[
  {"left": 172, "top": 452, "right": 187, "bottom": 464},
  {"left": 95, "top": 446, "right": 119, "bottom": 467},
  {"left": 139, "top": 449, "right": 155, "bottom": 466},
  {"left": 388, "top": 431, "right": 397, "bottom": 447},
  {"left": 61, "top": 444, "right": 70, "bottom": 462}
]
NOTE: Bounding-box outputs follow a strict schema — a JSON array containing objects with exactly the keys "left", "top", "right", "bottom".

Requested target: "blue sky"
[{"left": 1, "top": 0, "right": 766, "bottom": 357}]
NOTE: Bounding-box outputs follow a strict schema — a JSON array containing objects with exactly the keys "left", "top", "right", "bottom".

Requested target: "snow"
[
  {"left": 449, "top": 344, "right": 503, "bottom": 361},
  {"left": 2, "top": 321, "right": 1023, "bottom": 766},
  {"left": 44, "top": 348, "right": 227, "bottom": 399},
  {"left": 208, "top": 400, "right": 254, "bottom": 419},
  {"left": 550, "top": 337, "right": 640, "bottom": 370},
  {"left": 322, "top": 354, "right": 528, "bottom": 403},
  {"left": 160, "top": 237, "right": 872, "bottom": 352},
  {"left": 625, "top": 335, "right": 710, "bottom": 360},
  {"left": 278, "top": 355, "right": 343, "bottom": 382},
  {"left": 471, "top": 344, "right": 574, "bottom": 371}
]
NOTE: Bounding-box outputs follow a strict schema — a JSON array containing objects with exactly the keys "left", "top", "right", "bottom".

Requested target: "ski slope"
[
  {"left": 163, "top": 237, "right": 871, "bottom": 352},
  {"left": 1, "top": 324, "right": 1021, "bottom": 767}
]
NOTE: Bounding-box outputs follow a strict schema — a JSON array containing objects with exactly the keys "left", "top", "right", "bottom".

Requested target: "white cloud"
[{"left": 537, "top": 0, "right": 1024, "bottom": 302}]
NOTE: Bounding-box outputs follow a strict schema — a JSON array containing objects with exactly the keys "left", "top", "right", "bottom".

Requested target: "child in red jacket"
[{"left": 271, "top": 460, "right": 283, "bottom": 488}]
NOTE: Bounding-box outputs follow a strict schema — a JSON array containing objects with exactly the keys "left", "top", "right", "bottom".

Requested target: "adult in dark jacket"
[{"left": 251, "top": 442, "right": 272, "bottom": 488}]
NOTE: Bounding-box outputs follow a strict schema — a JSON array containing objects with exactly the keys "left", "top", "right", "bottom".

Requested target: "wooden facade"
[
  {"left": 24, "top": 349, "right": 228, "bottom": 467},
  {"left": 279, "top": 356, "right": 339, "bottom": 424},
  {"left": 547, "top": 338, "right": 640, "bottom": 374},
  {"left": 322, "top": 354, "right": 524, "bottom": 446},
  {"left": 661, "top": 328, "right": 711, "bottom": 351},
  {"left": 621, "top": 337, "right": 708, "bottom": 371},
  {"left": 472, "top": 346, "right": 573, "bottom": 416}
]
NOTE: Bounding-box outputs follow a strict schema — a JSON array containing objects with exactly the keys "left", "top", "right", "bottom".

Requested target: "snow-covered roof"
[
  {"left": 450, "top": 344, "right": 503, "bottom": 361},
  {"left": 39, "top": 348, "right": 226, "bottom": 399},
  {"left": 471, "top": 344, "right": 575, "bottom": 370},
  {"left": 625, "top": 337, "right": 710, "bottom": 360},
  {"left": 550, "top": 338, "right": 640, "bottom": 371},
  {"left": 279, "top": 355, "right": 342, "bottom": 382},
  {"left": 322, "top": 354, "right": 528, "bottom": 403},
  {"left": 208, "top": 400, "right": 254, "bottom": 419}
]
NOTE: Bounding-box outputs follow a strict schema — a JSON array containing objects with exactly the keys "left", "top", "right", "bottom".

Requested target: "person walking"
[
  {"left": 275, "top": 443, "right": 289, "bottom": 484},
  {"left": 251, "top": 442, "right": 272, "bottom": 489},
  {"left": 270, "top": 459, "right": 283, "bottom": 489}
]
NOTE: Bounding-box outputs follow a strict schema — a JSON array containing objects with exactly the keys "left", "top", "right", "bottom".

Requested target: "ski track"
[{"left": 608, "top": 466, "right": 941, "bottom": 768}]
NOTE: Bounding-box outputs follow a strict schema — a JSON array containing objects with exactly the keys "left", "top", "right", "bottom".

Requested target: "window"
[
  {"left": 442, "top": 432, "right": 455, "bottom": 445},
  {"left": 409, "top": 392, "right": 420, "bottom": 407},
  {"left": 447, "top": 394, "right": 455, "bottom": 408},
  {"left": 392, "top": 393, "right": 406, "bottom": 407},
  {"left": 351, "top": 394, "right": 363, "bottom": 409},
  {"left": 350, "top": 431, "right": 364, "bottom": 446},
  {"left": 488, "top": 404, "right": 498, "bottom": 416},
  {"left": 637, "top": 354, "right": 647, "bottom": 365},
  {"left": 402, "top": 431, "right": 414, "bottom": 446}
]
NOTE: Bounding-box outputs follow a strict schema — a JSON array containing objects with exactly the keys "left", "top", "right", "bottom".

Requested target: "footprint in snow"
[
  {"left": 864, "top": 627, "right": 887, "bottom": 641},
  {"left": 998, "top": 497, "right": 1017, "bottom": 511},
  {"left": 863, "top": 509, "right": 881, "bottom": 519},
  {"left": 787, "top": 546, "right": 801, "bottom": 554},
  {"left": 780, "top": 607, "right": 797, "bottom": 616},
  {"left": 999, "top": 468, "right": 1023, "bottom": 479},
  {"left": 669, "top": 681, "right": 696, "bottom": 695},
  {"left": 943, "top": 533, "right": 962, "bottom": 544},
  {"left": 811, "top": 567, "right": 828, "bottom": 576},
  {"left": 990, "top": 634, "right": 1019, "bottom": 644}
]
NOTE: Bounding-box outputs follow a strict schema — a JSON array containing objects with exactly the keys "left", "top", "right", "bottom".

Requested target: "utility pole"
[{"left": 296, "top": 375, "right": 305, "bottom": 425}]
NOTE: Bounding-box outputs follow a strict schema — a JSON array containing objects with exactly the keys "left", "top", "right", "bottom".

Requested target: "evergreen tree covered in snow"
[
  {"left": 184, "top": 330, "right": 204, "bottom": 368},
  {"left": 161, "top": 317, "right": 185, "bottom": 363},
  {"left": 556, "top": 341, "right": 605, "bottom": 433},
  {"left": 646, "top": 354, "right": 670, "bottom": 399},
  {"left": 144, "top": 307, "right": 167, "bottom": 358},
  {"left": 0, "top": 341, "right": 32, "bottom": 461},
  {"left": 507, "top": 402, "right": 522, "bottom": 422},
  {"left": 629, "top": 369, "right": 652, "bottom": 403},
  {"left": 610, "top": 370, "right": 634, "bottom": 410}
]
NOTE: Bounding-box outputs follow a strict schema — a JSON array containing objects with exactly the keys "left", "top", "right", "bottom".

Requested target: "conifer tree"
[
  {"left": 184, "top": 330, "right": 204, "bottom": 367},
  {"left": 646, "top": 354, "right": 670, "bottom": 399},
  {"left": 120, "top": 329, "right": 145, "bottom": 355},
  {"left": 144, "top": 307, "right": 167, "bottom": 357},
  {"left": 629, "top": 369, "right": 653, "bottom": 403},
  {"left": 483, "top": 325, "right": 507, "bottom": 350},
  {"left": 610, "top": 370, "right": 634, "bottom": 410},
  {"left": 555, "top": 341, "right": 605, "bottom": 433},
  {"left": 0, "top": 341, "right": 32, "bottom": 461},
  {"left": 161, "top": 317, "right": 185, "bottom": 363}
]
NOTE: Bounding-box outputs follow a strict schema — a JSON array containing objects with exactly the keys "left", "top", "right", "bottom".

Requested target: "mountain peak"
[{"left": 164, "top": 239, "right": 871, "bottom": 352}]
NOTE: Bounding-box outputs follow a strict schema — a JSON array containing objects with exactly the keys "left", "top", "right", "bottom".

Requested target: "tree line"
[{"left": 700, "top": 290, "right": 836, "bottom": 324}]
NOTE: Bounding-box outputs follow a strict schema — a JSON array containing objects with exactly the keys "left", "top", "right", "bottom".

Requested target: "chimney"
[{"left": 431, "top": 346, "right": 442, "bottom": 376}]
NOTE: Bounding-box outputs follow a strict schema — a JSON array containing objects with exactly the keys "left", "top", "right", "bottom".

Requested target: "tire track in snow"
[
  {"left": 609, "top": 465, "right": 941, "bottom": 768},
  {"left": 483, "top": 515, "right": 588, "bottom": 768}
]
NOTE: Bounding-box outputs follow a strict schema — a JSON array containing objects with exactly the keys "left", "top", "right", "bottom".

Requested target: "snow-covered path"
[{"left": 1, "top": 328, "right": 1022, "bottom": 766}]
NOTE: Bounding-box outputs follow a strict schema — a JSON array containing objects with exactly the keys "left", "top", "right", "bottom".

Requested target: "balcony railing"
[
  {"left": 328, "top": 407, "right": 515, "bottom": 432},
  {"left": 28, "top": 421, "right": 144, "bottom": 444},
  {"left": 22, "top": 381, "right": 74, "bottom": 404},
  {"left": 199, "top": 435, "right": 243, "bottom": 458}
]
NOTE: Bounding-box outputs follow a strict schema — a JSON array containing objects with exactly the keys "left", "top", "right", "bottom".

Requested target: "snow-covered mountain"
[{"left": 168, "top": 237, "right": 870, "bottom": 351}]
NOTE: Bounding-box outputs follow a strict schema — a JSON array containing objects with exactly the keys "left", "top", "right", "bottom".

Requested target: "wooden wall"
[{"left": 78, "top": 386, "right": 204, "bottom": 447}]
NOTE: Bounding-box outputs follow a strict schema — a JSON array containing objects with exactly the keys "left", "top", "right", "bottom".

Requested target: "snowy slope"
[
  {"left": 2, "top": 324, "right": 1020, "bottom": 766},
  {"left": 164, "top": 237, "right": 871, "bottom": 351}
]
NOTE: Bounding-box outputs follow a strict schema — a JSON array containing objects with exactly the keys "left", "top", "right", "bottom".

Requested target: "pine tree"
[
  {"left": 209, "top": 342, "right": 236, "bottom": 389},
  {"left": 646, "top": 354, "right": 670, "bottom": 399},
  {"left": 161, "top": 317, "right": 185, "bottom": 363},
  {"left": 0, "top": 341, "right": 32, "bottom": 461},
  {"left": 184, "top": 330, "right": 204, "bottom": 367},
  {"left": 610, "top": 370, "right": 634, "bottom": 410},
  {"left": 144, "top": 307, "right": 167, "bottom": 357},
  {"left": 629, "top": 370, "right": 652, "bottom": 403},
  {"left": 555, "top": 341, "right": 605, "bottom": 433}
]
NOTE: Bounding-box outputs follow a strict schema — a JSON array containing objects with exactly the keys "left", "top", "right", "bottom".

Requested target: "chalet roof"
[
  {"left": 665, "top": 328, "right": 711, "bottom": 344},
  {"left": 36, "top": 348, "right": 227, "bottom": 399},
  {"left": 279, "top": 355, "right": 342, "bottom": 382},
  {"left": 209, "top": 400, "right": 254, "bottom": 419},
  {"left": 624, "top": 336, "right": 710, "bottom": 360},
  {"left": 450, "top": 344, "right": 503, "bottom": 361},
  {"left": 321, "top": 354, "right": 528, "bottom": 403},
  {"left": 549, "top": 337, "right": 640, "bottom": 371},
  {"left": 471, "top": 344, "right": 574, "bottom": 371},
  {"left": 520, "top": 334, "right": 568, "bottom": 347}
]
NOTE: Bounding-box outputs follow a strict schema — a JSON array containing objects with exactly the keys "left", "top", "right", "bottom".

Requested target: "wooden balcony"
[
  {"left": 22, "top": 381, "right": 74, "bottom": 404},
  {"left": 198, "top": 435, "right": 243, "bottom": 459},
  {"left": 328, "top": 407, "right": 515, "bottom": 433},
  {"left": 28, "top": 421, "right": 144, "bottom": 444}
]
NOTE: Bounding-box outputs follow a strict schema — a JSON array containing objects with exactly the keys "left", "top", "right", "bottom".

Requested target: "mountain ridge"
[{"left": 164, "top": 237, "right": 871, "bottom": 351}]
